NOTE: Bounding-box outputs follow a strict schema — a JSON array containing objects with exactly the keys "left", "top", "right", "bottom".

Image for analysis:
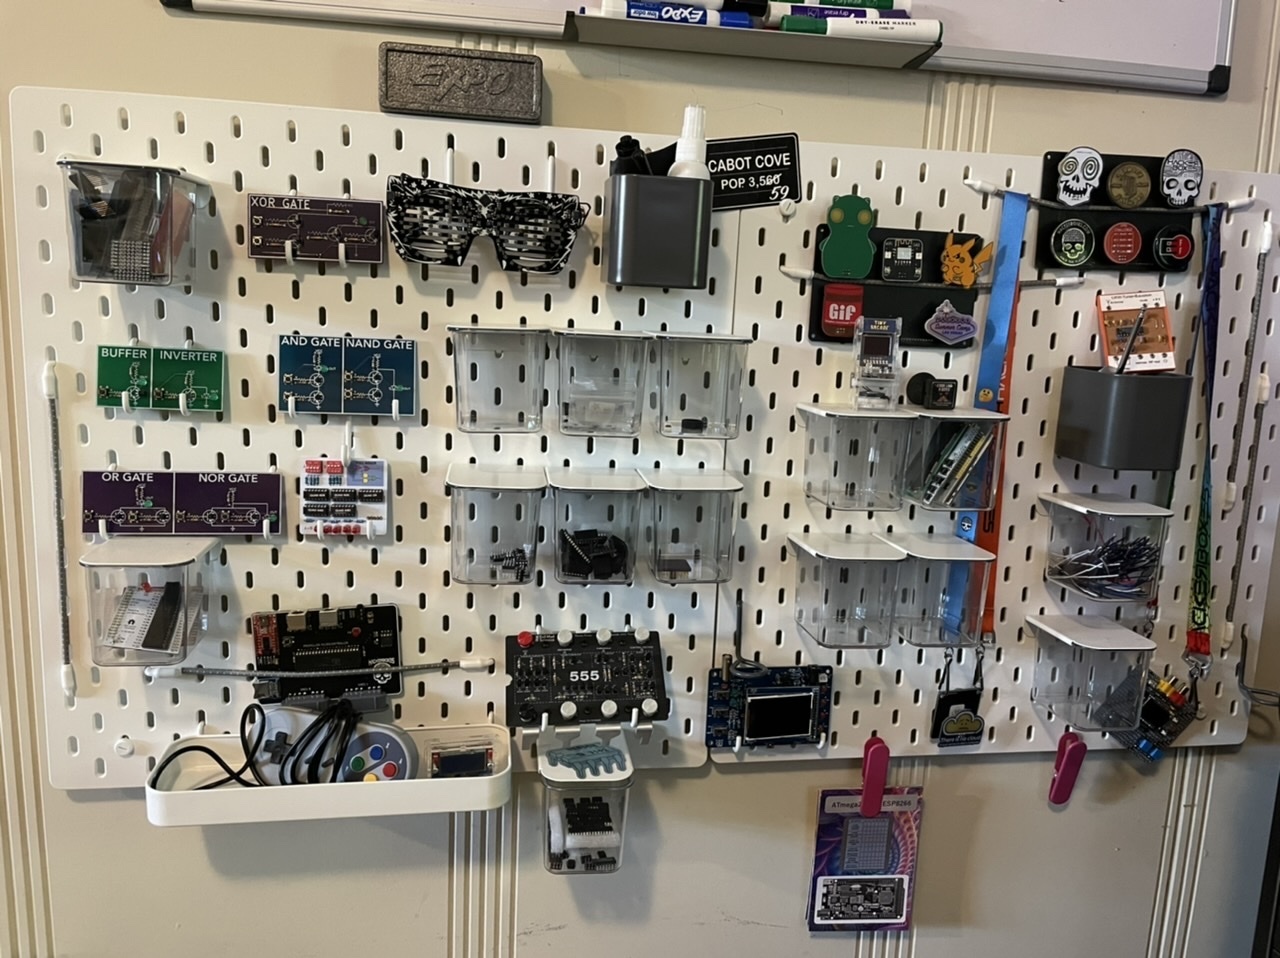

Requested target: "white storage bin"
[
  {"left": 876, "top": 531, "right": 994, "bottom": 648},
  {"left": 653, "top": 332, "right": 750, "bottom": 440},
  {"left": 547, "top": 468, "right": 646, "bottom": 585},
  {"left": 796, "top": 403, "right": 916, "bottom": 511},
  {"left": 639, "top": 468, "right": 743, "bottom": 584},
  {"left": 446, "top": 464, "right": 546, "bottom": 584},
  {"left": 1027, "top": 614, "right": 1156, "bottom": 731},
  {"left": 787, "top": 532, "right": 904, "bottom": 649},
  {"left": 555, "top": 329, "right": 650, "bottom": 436},
  {"left": 1039, "top": 492, "right": 1172, "bottom": 602},
  {"left": 448, "top": 325, "right": 549, "bottom": 432}
]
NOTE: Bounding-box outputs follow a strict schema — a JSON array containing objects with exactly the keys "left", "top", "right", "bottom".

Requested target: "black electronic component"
[
  {"left": 302, "top": 504, "right": 331, "bottom": 518},
  {"left": 431, "top": 745, "right": 495, "bottom": 779},
  {"left": 815, "top": 877, "right": 908, "bottom": 924},
  {"left": 1100, "top": 670, "right": 1197, "bottom": 762},
  {"left": 141, "top": 582, "right": 184, "bottom": 651},
  {"left": 330, "top": 488, "right": 357, "bottom": 502},
  {"left": 357, "top": 489, "right": 385, "bottom": 502},
  {"left": 880, "top": 236, "right": 924, "bottom": 282},
  {"left": 302, "top": 488, "right": 330, "bottom": 502},
  {"left": 505, "top": 628, "right": 670, "bottom": 728},
  {"left": 251, "top": 603, "right": 402, "bottom": 706},
  {"left": 906, "top": 372, "right": 958, "bottom": 410},
  {"left": 558, "top": 529, "right": 628, "bottom": 581},
  {"left": 331, "top": 504, "right": 359, "bottom": 518},
  {"left": 705, "top": 656, "right": 833, "bottom": 749},
  {"left": 548, "top": 796, "right": 623, "bottom": 873}
]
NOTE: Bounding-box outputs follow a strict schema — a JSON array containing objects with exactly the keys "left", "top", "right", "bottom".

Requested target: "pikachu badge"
[{"left": 940, "top": 233, "right": 994, "bottom": 289}]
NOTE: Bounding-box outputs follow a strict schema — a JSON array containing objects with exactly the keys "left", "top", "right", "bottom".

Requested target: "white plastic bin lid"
[
  {"left": 873, "top": 531, "right": 995, "bottom": 563},
  {"left": 1037, "top": 492, "right": 1174, "bottom": 518},
  {"left": 637, "top": 468, "right": 743, "bottom": 493},
  {"left": 553, "top": 328, "right": 651, "bottom": 341},
  {"left": 58, "top": 155, "right": 188, "bottom": 178},
  {"left": 787, "top": 532, "right": 905, "bottom": 563},
  {"left": 80, "top": 536, "right": 220, "bottom": 568},
  {"left": 917, "top": 407, "right": 1009, "bottom": 422},
  {"left": 652, "top": 331, "right": 753, "bottom": 345},
  {"left": 547, "top": 467, "right": 646, "bottom": 492},
  {"left": 1025, "top": 614, "right": 1157, "bottom": 652},
  {"left": 796, "top": 402, "right": 918, "bottom": 421},
  {"left": 536, "top": 728, "right": 635, "bottom": 785},
  {"left": 446, "top": 324, "right": 550, "bottom": 336},
  {"left": 445, "top": 464, "right": 547, "bottom": 491}
]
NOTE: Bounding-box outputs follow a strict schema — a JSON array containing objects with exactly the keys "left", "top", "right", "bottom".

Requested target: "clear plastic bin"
[
  {"left": 445, "top": 464, "right": 546, "bottom": 585},
  {"left": 59, "top": 159, "right": 202, "bottom": 286},
  {"left": 1039, "top": 493, "right": 1172, "bottom": 602},
  {"left": 639, "top": 469, "right": 742, "bottom": 584},
  {"left": 1027, "top": 614, "right": 1156, "bottom": 731},
  {"left": 448, "top": 325, "right": 549, "bottom": 433},
  {"left": 539, "top": 731, "right": 634, "bottom": 875},
  {"left": 904, "top": 409, "right": 1009, "bottom": 511},
  {"left": 796, "top": 403, "right": 916, "bottom": 511},
  {"left": 547, "top": 468, "right": 645, "bottom": 585},
  {"left": 875, "top": 531, "right": 994, "bottom": 648},
  {"left": 555, "top": 329, "right": 650, "bottom": 437},
  {"left": 654, "top": 332, "right": 750, "bottom": 440},
  {"left": 80, "top": 536, "right": 218, "bottom": 666},
  {"left": 787, "top": 532, "right": 904, "bottom": 649}
]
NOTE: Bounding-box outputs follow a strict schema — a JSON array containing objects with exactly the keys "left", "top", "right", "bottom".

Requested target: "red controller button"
[
  {"left": 382, "top": 762, "right": 398, "bottom": 778},
  {"left": 517, "top": 630, "right": 535, "bottom": 648}
]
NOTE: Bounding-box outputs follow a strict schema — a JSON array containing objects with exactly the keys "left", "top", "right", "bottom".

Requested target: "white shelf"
[{"left": 146, "top": 724, "right": 511, "bottom": 826}]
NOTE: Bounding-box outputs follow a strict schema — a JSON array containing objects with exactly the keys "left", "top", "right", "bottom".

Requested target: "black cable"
[
  {"left": 279, "top": 699, "right": 362, "bottom": 785},
  {"left": 147, "top": 700, "right": 366, "bottom": 791},
  {"left": 148, "top": 702, "right": 268, "bottom": 790}
]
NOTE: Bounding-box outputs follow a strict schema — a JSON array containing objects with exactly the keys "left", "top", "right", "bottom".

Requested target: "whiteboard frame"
[{"left": 168, "top": 0, "right": 1238, "bottom": 95}]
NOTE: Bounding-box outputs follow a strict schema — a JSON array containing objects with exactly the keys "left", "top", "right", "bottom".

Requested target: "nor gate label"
[
  {"left": 706, "top": 133, "right": 802, "bottom": 211},
  {"left": 82, "top": 471, "right": 283, "bottom": 536}
]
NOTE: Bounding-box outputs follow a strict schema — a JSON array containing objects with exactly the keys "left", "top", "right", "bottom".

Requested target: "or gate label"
[
  {"left": 706, "top": 133, "right": 801, "bottom": 211},
  {"left": 82, "top": 471, "right": 283, "bottom": 536}
]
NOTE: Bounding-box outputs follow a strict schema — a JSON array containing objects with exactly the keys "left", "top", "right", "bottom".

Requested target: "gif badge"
[{"left": 821, "top": 283, "right": 864, "bottom": 339}]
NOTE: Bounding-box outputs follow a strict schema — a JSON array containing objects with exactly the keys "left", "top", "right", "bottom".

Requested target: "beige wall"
[{"left": 3, "top": 2, "right": 1280, "bottom": 956}]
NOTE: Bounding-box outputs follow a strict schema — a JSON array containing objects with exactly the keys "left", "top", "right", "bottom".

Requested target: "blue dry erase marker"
[{"left": 598, "top": 0, "right": 754, "bottom": 26}]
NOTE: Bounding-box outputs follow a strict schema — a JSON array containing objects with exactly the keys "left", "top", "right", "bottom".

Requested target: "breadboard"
[{"left": 8, "top": 88, "right": 1274, "bottom": 790}]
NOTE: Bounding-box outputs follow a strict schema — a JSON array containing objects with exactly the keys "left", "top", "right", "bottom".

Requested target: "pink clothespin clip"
[
  {"left": 1048, "top": 731, "right": 1087, "bottom": 807},
  {"left": 861, "top": 736, "right": 890, "bottom": 817}
]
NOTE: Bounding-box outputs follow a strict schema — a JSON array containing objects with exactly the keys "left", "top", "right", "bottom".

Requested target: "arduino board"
[
  {"left": 504, "top": 628, "right": 670, "bottom": 728},
  {"left": 250, "top": 603, "right": 402, "bottom": 706},
  {"left": 705, "top": 657, "right": 833, "bottom": 749}
]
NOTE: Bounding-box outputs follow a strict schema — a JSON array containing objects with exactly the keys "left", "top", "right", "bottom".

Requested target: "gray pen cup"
[
  {"left": 1054, "top": 365, "right": 1193, "bottom": 472},
  {"left": 603, "top": 174, "right": 712, "bottom": 289}
]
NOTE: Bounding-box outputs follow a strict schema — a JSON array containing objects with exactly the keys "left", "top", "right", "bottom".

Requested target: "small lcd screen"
[
  {"left": 896, "top": 246, "right": 913, "bottom": 260},
  {"left": 862, "top": 335, "right": 893, "bottom": 358},
  {"left": 743, "top": 691, "right": 816, "bottom": 742}
]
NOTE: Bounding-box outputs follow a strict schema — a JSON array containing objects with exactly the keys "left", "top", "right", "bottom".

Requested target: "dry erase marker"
[
  {"left": 807, "top": 0, "right": 909, "bottom": 10},
  {"left": 764, "top": 2, "right": 909, "bottom": 24},
  {"left": 779, "top": 14, "right": 940, "bottom": 41},
  {"left": 598, "top": 0, "right": 754, "bottom": 24}
]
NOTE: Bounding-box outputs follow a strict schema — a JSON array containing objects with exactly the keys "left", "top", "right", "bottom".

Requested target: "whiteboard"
[
  {"left": 169, "top": 0, "right": 1237, "bottom": 94},
  {"left": 915, "top": 0, "right": 1238, "bottom": 94}
]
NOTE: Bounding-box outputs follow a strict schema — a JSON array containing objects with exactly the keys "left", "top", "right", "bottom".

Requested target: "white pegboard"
[
  {"left": 8, "top": 88, "right": 1277, "bottom": 790},
  {"left": 720, "top": 143, "right": 1276, "bottom": 761}
]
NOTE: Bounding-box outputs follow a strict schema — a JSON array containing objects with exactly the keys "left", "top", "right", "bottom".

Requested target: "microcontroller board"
[
  {"left": 505, "top": 628, "right": 670, "bottom": 728},
  {"left": 813, "top": 876, "right": 908, "bottom": 926},
  {"left": 705, "top": 657, "right": 833, "bottom": 749},
  {"left": 251, "top": 603, "right": 402, "bottom": 706}
]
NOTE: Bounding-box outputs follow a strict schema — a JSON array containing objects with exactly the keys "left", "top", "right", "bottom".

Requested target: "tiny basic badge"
[{"left": 807, "top": 786, "right": 923, "bottom": 932}]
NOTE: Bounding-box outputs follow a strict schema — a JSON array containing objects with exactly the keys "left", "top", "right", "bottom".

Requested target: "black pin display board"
[
  {"left": 1034, "top": 151, "right": 1197, "bottom": 274},
  {"left": 807, "top": 224, "right": 981, "bottom": 349}
]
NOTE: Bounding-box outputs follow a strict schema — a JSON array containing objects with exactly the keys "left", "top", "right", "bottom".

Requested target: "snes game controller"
[{"left": 256, "top": 706, "right": 418, "bottom": 783}]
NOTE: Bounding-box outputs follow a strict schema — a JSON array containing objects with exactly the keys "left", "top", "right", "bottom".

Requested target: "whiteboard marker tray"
[{"left": 145, "top": 724, "right": 511, "bottom": 826}]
